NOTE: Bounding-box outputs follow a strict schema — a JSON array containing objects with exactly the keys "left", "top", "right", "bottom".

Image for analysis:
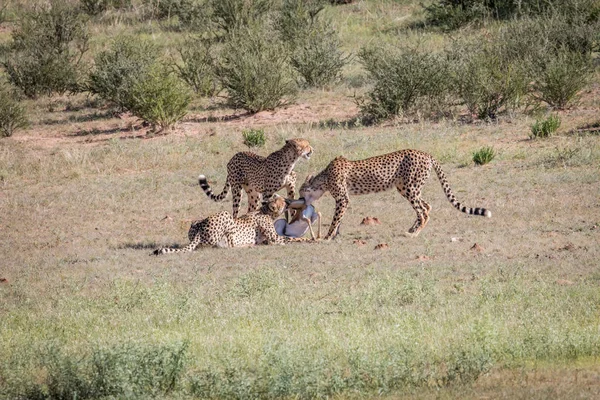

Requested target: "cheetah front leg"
[
  {"left": 325, "top": 197, "right": 348, "bottom": 240},
  {"left": 283, "top": 171, "right": 297, "bottom": 222}
]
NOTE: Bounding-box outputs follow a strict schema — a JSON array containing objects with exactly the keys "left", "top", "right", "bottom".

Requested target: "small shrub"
[
  {"left": 530, "top": 48, "right": 593, "bottom": 109},
  {"left": 359, "top": 46, "right": 451, "bottom": 122},
  {"left": 451, "top": 42, "right": 528, "bottom": 120},
  {"left": 0, "top": 85, "right": 29, "bottom": 137},
  {"left": 216, "top": 25, "right": 297, "bottom": 112},
  {"left": 472, "top": 146, "right": 496, "bottom": 166},
  {"left": 278, "top": 0, "right": 348, "bottom": 88},
  {"left": 144, "top": 0, "right": 209, "bottom": 29},
  {"left": 87, "top": 36, "right": 159, "bottom": 111},
  {"left": 530, "top": 114, "right": 561, "bottom": 139},
  {"left": 242, "top": 128, "right": 266, "bottom": 147},
  {"left": 129, "top": 66, "right": 191, "bottom": 131},
  {"left": 210, "top": 0, "right": 273, "bottom": 33},
  {"left": 3, "top": 0, "right": 89, "bottom": 98},
  {"left": 80, "top": 0, "right": 108, "bottom": 15},
  {"left": 174, "top": 39, "right": 219, "bottom": 96}
]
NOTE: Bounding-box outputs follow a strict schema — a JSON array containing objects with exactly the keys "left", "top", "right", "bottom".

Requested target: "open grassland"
[{"left": 2, "top": 0, "right": 600, "bottom": 398}]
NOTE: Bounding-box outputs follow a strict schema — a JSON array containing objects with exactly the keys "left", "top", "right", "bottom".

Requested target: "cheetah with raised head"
[
  {"left": 298, "top": 149, "right": 492, "bottom": 240},
  {"left": 152, "top": 195, "right": 288, "bottom": 255},
  {"left": 199, "top": 138, "right": 313, "bottom": 218}
]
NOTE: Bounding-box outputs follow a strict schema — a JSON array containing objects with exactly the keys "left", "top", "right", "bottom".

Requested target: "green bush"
[
  {"left": 472, "top": 146, "right": 496, "bottom": 166},
  {"left": 242, "top": 128, "right": 266, "bottom": 147},
  {"left": 278, "top": 0, "right": 348, "bottom": 88},
  {"left": 0, "top": 85, "right": 29, "bottom": 137},
  {"left": 216, "top": 25, "right": 297, "bottom": 113},
  {"left": 358, "top": 46, "right": 451, "bottom": 122},
  {"left": 530, "top": 48, "right": 593, "bottom": 109},
  {"left": 425, "top": 0, "right": 600, "bottom": 30},
  {"left": 129, "top": 66, "right": 191, "bottom": 131},
  {"left": 174, "top": 38, "right": 219, "bottom": 96},
  {"left": 144, "top": 0, "right": 209, "bottom": 29},
  {"left": 210, "top": 0, "right": 273, "bottom": 33},
  {"left": 80, "top": 0, "right": 108, "bottom": 16},
  {"left": 2, "top": 0, "right": 89, "bottom": 98},
  {"left": 530, "top": 114, "right": 561, "bottom": 139},
  {"left": 451, "top": 42, "right": 528, "bottom": 120},
  {"left": 87, "top": 36, "right": 159, "bottom": 111}
]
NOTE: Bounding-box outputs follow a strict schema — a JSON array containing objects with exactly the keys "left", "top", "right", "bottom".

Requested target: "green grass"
[{"left": 531, "top": 114, "right": 561, "bottom": 139}]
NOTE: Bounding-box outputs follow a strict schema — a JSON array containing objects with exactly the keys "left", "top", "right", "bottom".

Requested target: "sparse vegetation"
[
  {"left": 3, "top": 0, "right": 89, "bottom": 98},
  {"left": 0, "top": 0, "right": 599, "bottom": 398},
  {"left": 530, "top": 114, "right": 561, "bottom": 139},
  {"left": 0, "top": 84, "right": 28, "bottom": 137},
  {"left": 472, "top": 146, "right": 496, "bottom": 165},
  {"left": 242, "top": 128, "right": 266, "bottom": 147}
]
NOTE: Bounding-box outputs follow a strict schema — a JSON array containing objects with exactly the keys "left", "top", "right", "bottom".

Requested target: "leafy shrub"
[
  {"left": 530, "top": 48, "right": 593, "bottom": 109},
  {"left": 129, "top": 66, "right": 191, "bottom": 130},
  {"left": 242, "top": 128, "right": 266, "bottom": 147},
  {"left": 472, "top": 146, "right": 496, "bottom": 165},
  {"left": 0, "top": 85, "right": 29, "bottom": 137},
  {"left": 278, "top": 0, "right": 348, "bottom": 88},
  {"left": 358, "top": 46, "right": 451, "bottom": 122},
  {"left": 11, "top": 342, "right": 189, "bottom": 399},
  {"left": 174, "top": 38, "right": 219, "bottom": 96},
  {"left": 80, "top": 0, "right": 108, "bottom": 16},
  {"left": 216, "top": 25, "right": 297, "bottom": 112},
  {"left": 144, "top": 0, "right": 209, "bottom": 29},
  {"left": 211, "top": 0, "right": 273, "bottom": 33},
  {"left": 3, "top": 0, "right": 89, "bottom": 98},
  {"left": 425, "top": 0, "right": 600, "bottom": 30},
  {"left": 87, "top": 36, "right": 159, "bottom": 111},
  {"left": 530, "top": 114, "right": 561, "bottom": 139},
  {"left": 451, "top": 42, "right": 528, "bottom": 120}
]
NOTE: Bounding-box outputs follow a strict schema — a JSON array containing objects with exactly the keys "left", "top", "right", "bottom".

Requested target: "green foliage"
[
  {"left": 216, "top": 25, "right": 297, "bottom": 113},
  {"left": 129, "top": 66, "right": 191, "bottom": 131},
  {"left": 451, "top": 42, "right": 528, "bottom": 120},
  {"left": 278, "top": 0, "right": 348, "bottom": 88},
  {"left": 9, "top": 342, "right": 188, "bottom": 399},
  {"left": 472, "top": 146, "right": 496, "bottom": 165},
  {"left": 80, "top": 0, "right": 108, "bottom": 16},
  {"left": 358, "top": 47, "right": 451, "bottom": 122},
  {"left": 242, "top": 128, "right": 266, "bottom": 147},
  {"left": 210, "top": 0, "right": 273, "bottom": 33},
  {"left": 144, "top": 0, "right": 210, "bottom": 29},
  {"left": 174, "top": 38, "right": 219, "bottom": 96},
  {"left": 530, "top": 48, "right": 593, "bottom": 109},
  {"left": 0, "top": 85, "right": 29, "bottom": 138},
  {"left": 530, "top": 114, "right": 561, "bottom": 139},
  {"left": 425, "top": 0, "right": 600, "bottom": 30},
  {"left": 2, "top": 0, "right": 89, "bottom": 98},
  {"left": 87, "top": 36, "right": 159, "bottom": 111}
]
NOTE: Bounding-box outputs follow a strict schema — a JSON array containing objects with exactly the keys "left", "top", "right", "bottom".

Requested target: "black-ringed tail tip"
[{"left": 461, "top": 207, "right": 492, "bottom": 218}]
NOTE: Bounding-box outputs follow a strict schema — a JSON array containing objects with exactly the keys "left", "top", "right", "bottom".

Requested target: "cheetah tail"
[
  {"left": 198, "top": 174, "right": 230, "bottom": 202},
  {"left": 431, "top": 159, "right": 492, "bottom": 218}
]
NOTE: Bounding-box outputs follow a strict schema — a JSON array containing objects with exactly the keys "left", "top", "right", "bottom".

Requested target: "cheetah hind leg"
[{"left": 404, "top": 195, "right": 429, "bottom": 237}]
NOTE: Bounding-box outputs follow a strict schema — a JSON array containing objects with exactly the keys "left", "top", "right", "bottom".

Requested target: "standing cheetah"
[
  {"left": 152, "top": 195, "right": 288, "bottom": 255},
  {"left": 199, "top": 138, "right": 313, "bottom": 218},
  {"left": 298, "top": 149, "right": 491, "bottom": 240}
]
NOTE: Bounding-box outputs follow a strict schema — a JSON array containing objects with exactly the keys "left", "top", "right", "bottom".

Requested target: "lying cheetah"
[
  {"left": 199, "top": 138, "right": 313, "bottom": 218},
  {"left": 298, "top": 149, "right": 492, "bottom": 240},
  {"left": 152, "top": 195, "right": 288, "bottom": 255}
]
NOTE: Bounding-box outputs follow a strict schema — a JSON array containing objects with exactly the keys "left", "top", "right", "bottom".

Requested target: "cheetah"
[
  {"left": 199, "top": 138, "right": 313, "bottom": 218},
  {"left": 152, "top": 195, "right": 288, "bottom": 255},
  {"left": 298, "top": 149, "right": 492, "bottom": 240}
]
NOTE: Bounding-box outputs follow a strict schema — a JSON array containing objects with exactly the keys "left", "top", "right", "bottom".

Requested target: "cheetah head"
[
  {"left": 298, "top": 174, "right": 325, "bottom": 207},
  {"left": 266, "top": 194, "right": 287, "bottom": 218},
  {"left": 286, "top": 138, "right": 313, "bottom": 160}
]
